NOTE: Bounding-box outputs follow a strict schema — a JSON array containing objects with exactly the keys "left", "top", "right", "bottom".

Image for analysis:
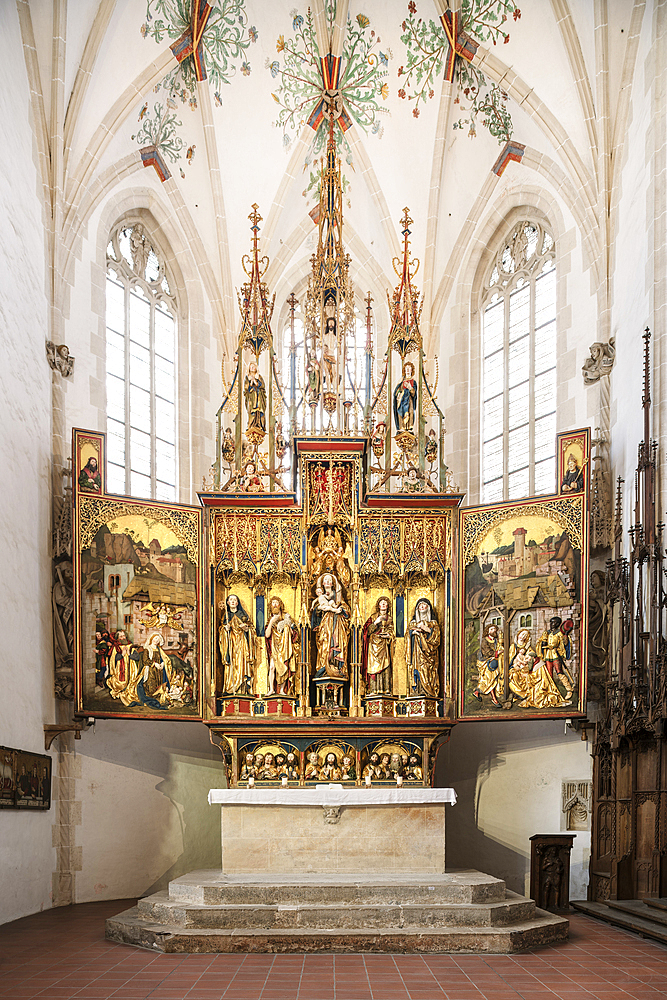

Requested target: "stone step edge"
[
  {"left": 170, "top": 868, "right": 504, "bottom": 886},
  {"left": 169, "top": 881, "right": 508, "bottom": 905},
  {"left": 107, "top": 906, "right": 568, "bottom": 955},
  {"left": 571, "top": 900, "right": 667, "bottom": 946},
  {"left": 140, "top": 889, "right": 533, "bottom": 914},
  {"left": 605, "top": 899, "right": 667, "bottom": 928},
  {"left": 146, "top": 887, "right": 529, "bottom": 908}
]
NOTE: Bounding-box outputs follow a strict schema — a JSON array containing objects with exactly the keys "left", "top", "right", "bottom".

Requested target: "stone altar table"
[
  {"left": 208, "top": 785, "right": 457, "bottom": 875},
  {"left": 106, "top": 786, "right": 570, "bottom": 953}
]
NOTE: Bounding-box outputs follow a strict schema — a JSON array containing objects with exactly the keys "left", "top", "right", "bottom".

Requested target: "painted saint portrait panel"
[
  {"left": 74, "top": 492, "right": 203, "bottom": 720},
  {"left": 74, "top": 431, "right": 105, "bottom": 495},
  {"left": 557, "top": 427, "right": 590, "bottom": 496},
  {"left": 458, "top": 493, "right": 588, "bottom": 720}
]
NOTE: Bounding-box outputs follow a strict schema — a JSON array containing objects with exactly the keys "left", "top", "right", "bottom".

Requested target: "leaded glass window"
[
  {"left": 480, "top": 221, "right": 556, "bottom": 503},
  {"left": 105, "top": 222, "right": 178, "bottom": 501}
]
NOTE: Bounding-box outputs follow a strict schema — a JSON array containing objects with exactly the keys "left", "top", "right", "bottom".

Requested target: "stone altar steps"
[
  {"left": 166, "top": 871, "right": 508, "bottom": 906},
  {"left": 136, "top": 888, "right": 536, "bottom": 929},
  {"left": 571, "top": 898, "right": 667, "bottom": 946},
  {"left": 106, "top": 870, "right": 569, "bottom": 954}
]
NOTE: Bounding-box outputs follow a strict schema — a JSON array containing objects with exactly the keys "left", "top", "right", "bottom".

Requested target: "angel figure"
[
  {"left": 425, "top": 429, "right": 438, "bottom": 465},
  {"left": 371, "top": 420, "right": 387, "bottom": 459},
  {"left": 139, "top": 602, "right": 182, "bottom": 631},
  {"left": 221, "top": 427, "right": 235, "bottom": 466}
]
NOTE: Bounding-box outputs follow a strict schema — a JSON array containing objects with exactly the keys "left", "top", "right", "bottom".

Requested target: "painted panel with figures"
[
  {"left": 458, "top": 492, "right": 588, "bottom": 719},
  {"left": 73, "top": 430, "right": 203, "bottom": 719}
]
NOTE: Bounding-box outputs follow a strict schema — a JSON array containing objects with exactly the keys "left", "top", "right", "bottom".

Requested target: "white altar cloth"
[{"left": 208, "top": 784, "right": 456, "bottom": 806}]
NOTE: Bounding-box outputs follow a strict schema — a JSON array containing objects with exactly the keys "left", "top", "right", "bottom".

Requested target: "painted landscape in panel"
[
  {"left": 77, "top": 509, "right": 200, "bottom": 718},
  {"left": 460, "top": 500, "right": 586, "bottom": 719}
]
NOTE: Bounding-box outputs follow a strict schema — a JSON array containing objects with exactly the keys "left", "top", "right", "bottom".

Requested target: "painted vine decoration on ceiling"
[
  {"left": 137, "top": 0, "right": 257, "bottom": 177},
  {"left": 142, "top": 0, "right": 257, "bottom": 90},
  {"left": 397, "top": 0, "right": 520, "bottom": 143},
  {"left": 267, "top": 6, "right": 391, "bottom": 204}
]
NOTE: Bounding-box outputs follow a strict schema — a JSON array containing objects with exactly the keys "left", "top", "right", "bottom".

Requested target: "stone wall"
[{"left": 0, "top": 4, "right": 56, "bottom": 926}]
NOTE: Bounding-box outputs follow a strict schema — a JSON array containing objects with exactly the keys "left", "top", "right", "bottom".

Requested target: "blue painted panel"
[
  {"left": 396, "top": 594, "right": 404, "bottom": 638},
  {"left": 255, "top": 594, "right": 265, "bottom": 637}
]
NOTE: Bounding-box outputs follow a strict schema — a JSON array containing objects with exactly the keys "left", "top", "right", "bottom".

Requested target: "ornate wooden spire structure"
[
  {"left": 237, "top": 204, "right": 275, "bottom": 359},
  {"left": 586, "top": 327, "right": 667, "bottom": 902},
  {"left": 387, "top": 207, "right": 423, "bottom": 360},
  {"left": 304, "top": 109, "right": 355, "bottom": 430}
]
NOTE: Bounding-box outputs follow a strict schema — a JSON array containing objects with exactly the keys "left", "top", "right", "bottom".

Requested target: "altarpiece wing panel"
[
  {"left": 457, "top": 491, "right": 588, "bottom": 720},
  {"left": 73, "top": 428, "right": 204, "bottom": 721}
]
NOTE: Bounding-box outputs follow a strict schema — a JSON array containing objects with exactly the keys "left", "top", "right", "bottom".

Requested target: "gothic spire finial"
[
  {"left": 643, "top": 326, "right": 651, "bottom": 409},
  {"left": 237, "top": 204, "right": 274, "bottom": 357},
  {"left": 387, "top": 208, "right": 423, "bottom": 360}
]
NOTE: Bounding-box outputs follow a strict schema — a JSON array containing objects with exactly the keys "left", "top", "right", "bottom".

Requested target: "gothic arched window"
[
  {"left": 105, "top": 222, "right": 177, "bottom": 501},
  {"left": 480, "top": 220, "right": 556, "bottom": 503}
]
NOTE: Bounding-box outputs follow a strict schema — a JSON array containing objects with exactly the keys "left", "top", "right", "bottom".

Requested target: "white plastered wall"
[
  {"left": 74, "top": 720, "right": 223, "bottom": 902},
  {"left": 437, "top": 721, "right": 592, "bottom": 900},
  {"left": 0, "top": 5, "right": 56, "bottom": 925}
]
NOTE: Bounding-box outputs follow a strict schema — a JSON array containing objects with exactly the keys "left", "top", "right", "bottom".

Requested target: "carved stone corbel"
[
  {"left": 46, "top": 342, "right": 75, "bottom": 377},
  {"left": 582, "top": 338, "right": 615, "bottom": 385}
]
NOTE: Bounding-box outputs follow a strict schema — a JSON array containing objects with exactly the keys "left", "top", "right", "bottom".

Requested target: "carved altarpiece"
[{"left": 72, "top": 110, "right": 590, "bottom": 790}]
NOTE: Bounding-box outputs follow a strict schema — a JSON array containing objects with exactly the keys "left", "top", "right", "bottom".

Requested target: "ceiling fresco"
[{"left": 18, "top": 0, "right": 643, "bottom": 359}]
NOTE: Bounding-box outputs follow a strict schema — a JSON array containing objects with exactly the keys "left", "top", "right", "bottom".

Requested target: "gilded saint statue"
[
  {"left": 310, "top": 573, "right": 350, "bottom": 680},
  {"left": 361, "top": 597, "right": 395, "bottom": 695},
  {"left": 218, "top": 594, "right": 256, "bottom": 696},
  {"left": 408, "top": 598, "right": 440, "bottom": 698},
  {"left": 265, "top": 595, "right": 300, "bottom": 696},
  {"left": 393, "top": 361, "right": 417, "bottom": 434},
  {"left": 243, "top": 361, "right": 266, "bottom": 437},
  {"left": 322, "top": 315, "right": 337, "bottom": 390}
]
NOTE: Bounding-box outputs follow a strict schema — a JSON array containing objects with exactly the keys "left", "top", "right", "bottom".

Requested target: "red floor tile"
[{"left": 3, "top": 907, "right": 667, "bottom": 1000}]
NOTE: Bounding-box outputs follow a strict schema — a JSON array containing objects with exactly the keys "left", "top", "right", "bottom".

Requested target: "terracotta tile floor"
[{"left": 1, "top": 901, "right": 667, "bottom": 1000}]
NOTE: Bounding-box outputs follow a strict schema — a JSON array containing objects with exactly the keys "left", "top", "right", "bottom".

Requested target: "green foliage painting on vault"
[
  {"left": 142, "top": 0, "right": 257, "bottom": 91},
  {"left": 397, "top": 0, "right": 520, "bottom": 142},
  {"left": 268, "top": 7, "right": 390, "bottom": 163}
]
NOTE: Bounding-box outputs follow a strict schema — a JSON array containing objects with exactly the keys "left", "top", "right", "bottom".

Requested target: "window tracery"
[
  {"left": 105, "top": 222, "right": 178, "bottom": 501},
  {"left": 480, "top": 220, "right": 556, "bottom": 503}
]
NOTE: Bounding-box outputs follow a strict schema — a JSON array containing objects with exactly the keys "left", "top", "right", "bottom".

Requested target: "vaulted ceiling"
[{"left": 19, "top": 0, "right": 644, "bottom": 352}]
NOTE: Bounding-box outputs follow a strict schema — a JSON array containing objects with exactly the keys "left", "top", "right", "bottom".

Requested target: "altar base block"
[{"left": 106, "top": 787, "right": 569, "bottom": 953}]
